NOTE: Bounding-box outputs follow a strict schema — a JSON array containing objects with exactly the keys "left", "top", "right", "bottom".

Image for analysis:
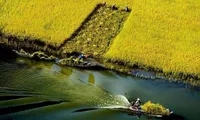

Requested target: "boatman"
[
  {"left": 132, "top": 98, "right": 141, "bottom": 110},
  {"left": 78, "top": 54, "right": 85, "bottom": 59},
  {"left": 111, "top": 4, "right": 116, "bottom": 10},
  {"left": 102, "top": 2, "right": 106, "bottom": 6},
  {"left": 125, "top": 5, "right": 129, "bottom": 12}
]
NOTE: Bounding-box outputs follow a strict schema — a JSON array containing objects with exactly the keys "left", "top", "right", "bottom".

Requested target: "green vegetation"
[
  {"left": 59, "top": 57, "right": 85, "bottom": 66},
  {"left": 13, "top": 49, "right": 56, "bottom": 60},
  {"left": 141, "top": 101, "right": 170, "bottom": 115}
]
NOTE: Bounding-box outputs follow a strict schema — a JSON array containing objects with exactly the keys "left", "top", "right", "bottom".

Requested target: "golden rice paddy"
[
  {"left": 0, "top": 0, "right": 200, "bottom": 78},
  {"left": 0, "top": 0, "right": 133, "bottom": 46},
  {"left": 105, "top": 0, "right": 200, "bottom": 76}
]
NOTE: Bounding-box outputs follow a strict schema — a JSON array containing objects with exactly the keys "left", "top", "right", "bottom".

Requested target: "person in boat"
[
  {"left": 111, "top": 4, "right": 117, "bottom": 10},
  {"left": 102, "top": 2, "right": 106, "bottom": 6},
  {"left": 131, "top": 98, "right": 142, "bottom": 110},
  {"left": 125, "top": 5, "right": 129, "bottom": 12},
  {"left": 78, "top": 54, "right": 85, "bottom": 59}
]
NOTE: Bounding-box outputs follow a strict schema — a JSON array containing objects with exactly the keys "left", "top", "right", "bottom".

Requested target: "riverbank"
[
  {"left": 1, "top": 31, "right": 200, "bottom": 87},
  {"left": 1, "top": 43, "right": 200, "bottom": 87}
]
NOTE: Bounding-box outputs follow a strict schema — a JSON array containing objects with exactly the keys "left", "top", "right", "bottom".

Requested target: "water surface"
[{"left": 0, "top": 55, "right": 200, "bottom": 120}]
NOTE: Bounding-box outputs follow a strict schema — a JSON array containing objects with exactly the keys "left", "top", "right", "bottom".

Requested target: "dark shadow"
[
  {"left": 161, "top": 114, "right": 185, "bottom": 120},
  {"left": 0, "top": 101, "right": 63, "bottom": 115},
  {"left": 127, "top": 113, "right": 185, "bottom": 120},
  {"left": 0, "top": 46, "right": 17, "bottom": 60},
  {"left": 0, "top": 96, "right": 27, "bottom": 101},
  {"left": 73, "top": 108, "right": 99, "bottom": 113}
]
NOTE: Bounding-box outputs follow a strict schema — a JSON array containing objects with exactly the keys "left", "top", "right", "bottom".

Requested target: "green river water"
[{"left": 0, "top": 52, "right": 200, "bottom": 120}]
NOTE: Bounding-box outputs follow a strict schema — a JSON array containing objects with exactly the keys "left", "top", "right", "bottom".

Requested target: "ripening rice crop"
[
  {"left": 105, "top": 0, "right": 200, "bottom": 76},
  {"left": 0, "top": 0, "right": 133, "bottom": 46},
  {"left": 141, "top": 101, "right": 170, "bottom": 115},
  {"left": 1, "top": 0, "right": 200, "bottom": 78},
  {"left": 61, "top": 5, "right": 129, "bottom": 57}
]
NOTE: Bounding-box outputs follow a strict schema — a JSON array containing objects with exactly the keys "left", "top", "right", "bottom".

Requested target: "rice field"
[
  {"left": 61, "top": 5, "right": 129, "bottom": 57},
  {"left": 0, "top": 0, "right": 200, "bottom": 78},
  {"left": 0, "top": 0, "right": 133, "bottom": 46},
  {"left": 105, "top": 0, "right": 200, "bottom": 76}
]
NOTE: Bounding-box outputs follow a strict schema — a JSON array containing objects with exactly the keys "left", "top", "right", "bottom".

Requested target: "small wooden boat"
[
  {"left": 58, "top": 57, "right": 105, "bottom": 70},
  {"left": 114, "top": 106, "right": 173, "bottom": 118},
  {"left": 129, "top": 106, "right": 173, "bottom": 118},
  {"left": 60, "top": 61, "right": 105, "bottom": 70}
]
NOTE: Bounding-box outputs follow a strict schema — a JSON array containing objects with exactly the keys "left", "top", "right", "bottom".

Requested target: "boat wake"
[
  {"left": 73, "top": 95, "right": 131, "bottom": 113},
  {"left": 113, "top": 95, "right": 130, "bottom": 106},
  {"left": 100, "top": 105, "right": 129, "bottom": 110},
  {"left": 99, "top": 95, "right": 130, "bottom": 110}
]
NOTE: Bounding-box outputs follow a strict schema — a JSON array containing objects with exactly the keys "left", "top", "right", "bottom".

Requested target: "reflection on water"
[
  {"left": 88, "top": 74, "right": 95, "bottom": 85},
  {"left": 50, "top": 64, "right": 61, "bottom": 74},
  {"left": 0, "top": 57, "right": 129, "bottom": 107},
  {"left": 0, "top": 56, "right": 200, "bottom": 120}
]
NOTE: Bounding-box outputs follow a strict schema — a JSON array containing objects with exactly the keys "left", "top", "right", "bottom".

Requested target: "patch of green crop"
[{"left": 61, "top": 5, "right": 130, "bottom": 57}]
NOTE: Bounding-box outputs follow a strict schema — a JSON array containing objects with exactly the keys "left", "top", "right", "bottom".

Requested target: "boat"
[
  {"left": 58, "top": 57, "right": 105, "bottom": 70},
  {"left": 128, "top": 106, "right": 173, "bottom": 118},
  {"left": 112, "top": 105, "right": 173, "bottom": 118}
]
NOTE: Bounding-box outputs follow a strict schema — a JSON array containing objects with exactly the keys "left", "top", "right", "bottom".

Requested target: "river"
[{"left": 0, "top": 53, "right": 200, "bottom": 120}]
